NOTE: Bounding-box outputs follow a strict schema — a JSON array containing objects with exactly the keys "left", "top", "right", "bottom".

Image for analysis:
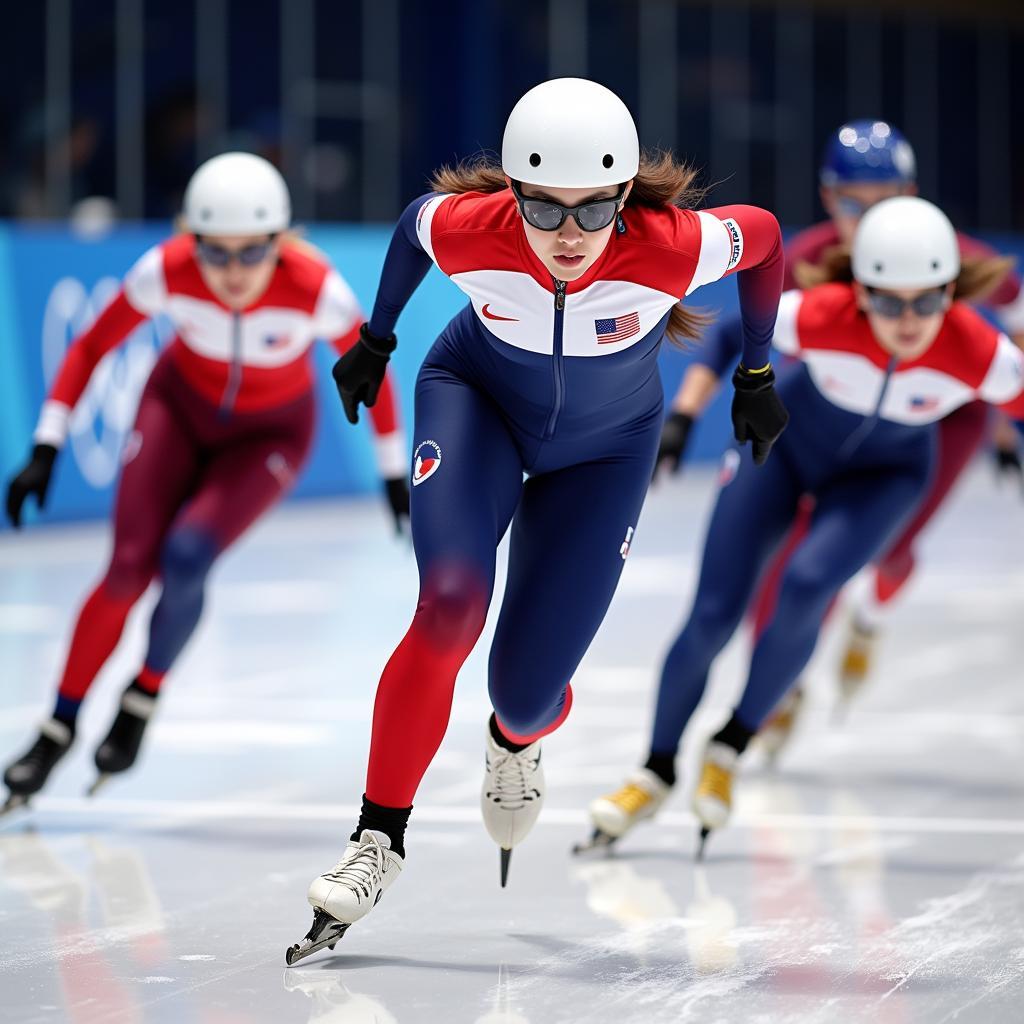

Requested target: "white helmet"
[
  {"left": 502, "top": 78, "right": 639, "bottom": 188},
  {"left": 852, "top": 196, "right": 960, "bottom": 290},
  {"left": 183, "top": 152, "right": 291, "bottom": 235}
]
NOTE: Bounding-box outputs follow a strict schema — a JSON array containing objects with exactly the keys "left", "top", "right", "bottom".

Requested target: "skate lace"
[
  {"left": 697, "top": 762, "right": 733, "bottom": 806},
  {"left": 488, "top": 749, "right": 540, "bottom": 804},
  {"left": 607, "top": 782, "right": 653, "bottom": 816},
  {"left": 323, "top": 834, "right": 388, "bottom": 898}
]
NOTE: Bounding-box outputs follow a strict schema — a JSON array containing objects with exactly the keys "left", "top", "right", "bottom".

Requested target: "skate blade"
[
  {"left": 86, "top": 774, "right": 111, "bottom": 798},
  {"left": 285, "top": 909, "right": 350, "bottom": 967},
  {"left": 695, "top": 826, "right": 711, "bottom": 862},
  {"left": 571, "top": 828, "right": 618, "bottom": 856},
  {"left": 500, "top": 847, "right": 512, "bottom": 888},
  {"left": 0, "top": 794, "right": 31, "bottom": 820}
]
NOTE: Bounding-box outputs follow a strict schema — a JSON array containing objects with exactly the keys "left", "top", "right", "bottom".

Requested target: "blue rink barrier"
[{"left": 2, "top": 224, "right": 1022, "bottom": 528}]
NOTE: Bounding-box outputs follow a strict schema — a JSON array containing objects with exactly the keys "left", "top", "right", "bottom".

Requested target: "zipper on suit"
[
  {"left": 544, "top": 279, "right": 567, "bottom": 438},
  {"left": 220, "top": 311, "right": 243, "bottom": 413}
]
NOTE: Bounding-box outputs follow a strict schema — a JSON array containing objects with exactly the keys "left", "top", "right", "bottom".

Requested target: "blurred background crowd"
[{"left": 1, "top": 0, "right": 1021, "bottom": 232}]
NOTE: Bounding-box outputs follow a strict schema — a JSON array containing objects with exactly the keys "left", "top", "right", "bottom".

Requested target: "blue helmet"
[{"left": 819, "top": 120, "right": 916, "bottom": 187}]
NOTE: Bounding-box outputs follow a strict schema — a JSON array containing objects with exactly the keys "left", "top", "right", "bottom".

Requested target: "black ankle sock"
[
  {"left": 351, "top": 795, "right": 412, "bottom": 858},
  {"left": 489, "top": 713, "right": 528, "bottom": 753},
  {"left": 712, "top": 713, "right": 755, "bottom": 755},
  {"left": 643, "top": 752, "right": 676, "bottom": 787}
]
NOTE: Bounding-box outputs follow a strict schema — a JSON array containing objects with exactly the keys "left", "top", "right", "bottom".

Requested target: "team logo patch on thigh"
[
  {"left": 121, "top": 430, "right": 144, "bottom": 465},
  {"left": 718, "top": 448, "right": 741, "bottom": 487},
  {"left": 265, "top": 451, "right": 295, "bottom": 486},
  {"left": 412, "top": 440, "right": 443, "bottom": 486},
  {"left": 620, "top": 526, "right": 635, "bottom": 560}
]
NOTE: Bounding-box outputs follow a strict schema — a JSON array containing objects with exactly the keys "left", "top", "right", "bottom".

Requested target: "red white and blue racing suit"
[
  {"left": 650, "top": 283, "right": 1024, "bottom": 755},
  {"left": 34, "top": 236, "right": 405, "bottom": 712},
  {"left": 361, "top": 188, "right": 784, "bottom": 807},
  {"left": 746, "top": 222, "right": 1024, "bottom": 633}
]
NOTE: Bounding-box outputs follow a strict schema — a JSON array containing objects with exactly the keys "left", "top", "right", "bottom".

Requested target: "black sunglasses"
[
  {"left": 866, "top": 286, "right": 947, "bottom": 319},
  {"left": 511, "top": 181, "right": 625, "bottom": 232},
  {"left": 195, "top": 238, "right": 275, "bottom": 268}
]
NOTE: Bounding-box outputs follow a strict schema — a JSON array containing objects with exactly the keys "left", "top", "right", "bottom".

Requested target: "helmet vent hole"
[
  {"left": 931, "top": 260, "right": 940, "bottom": 270},
  {"left": 200, "top": 208, "right": 212, "bottom": 221},
  {"left": 529, "top": 153, "right": 541, "bottom": 167},
  {"left": 602, "top": 154, "right": 614, "bottom": 168},
  {"left": 255, "top": 207, "right": 266, "bottom": 219},
  {"left": 874, "top": 262, "right": 884, "bottom": 273}
]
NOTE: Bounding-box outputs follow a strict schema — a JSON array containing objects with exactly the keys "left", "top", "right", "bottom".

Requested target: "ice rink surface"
[{"left": 1, "top": 465, "right": 1022, "bottom": 1024}]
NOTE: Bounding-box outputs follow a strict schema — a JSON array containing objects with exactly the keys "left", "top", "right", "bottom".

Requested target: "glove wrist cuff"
[
  {"left": 733, "top": 364, "right": 776, "bottom": 394},
  {"left": 31, "top": 443, "right": 58, "bottom": 467},
  {"left": 359, "top": 323, "right": 398, "bottom": 357}
]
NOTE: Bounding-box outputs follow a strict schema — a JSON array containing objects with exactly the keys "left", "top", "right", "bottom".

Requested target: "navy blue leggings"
[
  {"left": 650, "top": 439, "right": 932, "bottom": 756},
  {"left": 366, "top": 358, "right": 662, "bottom": 806}
]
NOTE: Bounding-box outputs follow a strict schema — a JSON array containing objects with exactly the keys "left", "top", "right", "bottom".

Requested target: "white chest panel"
[
  {"left": 450, "top": 268, "right": 554, "bottom": 353},
  {"left": 878, "top": 367, "right": 975, "bottom": 424},
  {"left": 802, "top": 349, "right": 976, "bottom": 424},
  {"left": 166, "top": 297, "right": 318, "bottom": 367},
  {"left": 561, "top": 279, "right": 678, "bottom": 356},
  {"left": 451, "top": 269, "right": 678, "bottom": 356},
  {"left": 802, "top": 350, "right": 887, "bottom": 416}
]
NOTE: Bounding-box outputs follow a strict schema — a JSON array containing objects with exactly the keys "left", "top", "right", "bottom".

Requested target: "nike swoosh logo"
[{"left": 481, "top": 303, "right": 519, "bottom": 322}]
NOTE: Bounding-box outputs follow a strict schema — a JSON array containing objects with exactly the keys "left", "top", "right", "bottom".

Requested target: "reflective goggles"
[
  {"left": 833, "top": 194, "right": 875, "bottom": 219},
  {"left": 511, "top": 181, "right": 625, "bottom": 232},
  {"left": 195, "top": 238, "right": 275, "bottom": 267},
  {"left": 866, "top": 286, "right": 948, "bottom": 319}
]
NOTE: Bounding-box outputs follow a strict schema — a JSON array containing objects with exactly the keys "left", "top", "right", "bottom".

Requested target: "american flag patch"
[
  {"left": 595, "top": 312, "right": 640, "bottom": 344},
  {"left": 264, "top": 335, "right": 290, "bottom": 349},
  {"left": 910, "top": 396, "right": 939, "bottom": 411}
]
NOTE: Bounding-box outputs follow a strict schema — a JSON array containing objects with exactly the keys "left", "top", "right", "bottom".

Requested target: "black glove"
[
  {"left": 6, "top": 444, "right": 58, "bottom": 528},
  {"left": 653, "top": 411, "right": 694, "bottom": 481},
  {"left": 383, "top": 475, "right": 410, "bottom": 535},
  {"left": 994, "top": 444, "right": 1024, "bottom": 491},
  {"left": 731, "top": 365, "right": 788, "bottom": 466},
  {"left": 331, "top": 324, "right": 397, "bottom": 425}
]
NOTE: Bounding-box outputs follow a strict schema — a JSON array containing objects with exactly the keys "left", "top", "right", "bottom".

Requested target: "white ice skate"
[
  {"left": 692, "top": 741, "right": 739, "bottom": 859},
  {"left": 286, "top": 829, "right": 403, "bottom": 966},
  {"left": 756, "top": 686, "right": 805, "bottom": 766},
  {"left": 575, "top": 768, "right": 671, "bottom": 853},
  {"left": 481, "top": 728, "right": 545, "bottom": 887}
]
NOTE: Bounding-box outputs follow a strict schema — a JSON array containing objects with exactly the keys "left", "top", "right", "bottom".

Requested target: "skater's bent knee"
[
  {"left": 104, "top": 548, "right": 155, "bottom": 600},
  {"left": 415, "top": 565, "right": 490, "bottom": 649},
  {"left": 160, "top": 529, "right": 218, "bottom": 589},
  {"left": 776, "top": 563, "right": 834, "bottom": 615}
]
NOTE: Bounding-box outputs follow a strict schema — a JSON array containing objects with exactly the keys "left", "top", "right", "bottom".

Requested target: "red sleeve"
[
  {"left": 782, "top": 221, "right": 840, "bottom": 290},
  {"left": 48, "top": 291, "right": 148, "bottom": 407},
  {"left": 999, "top": 391, "right": 1024, "bottom": 421}
]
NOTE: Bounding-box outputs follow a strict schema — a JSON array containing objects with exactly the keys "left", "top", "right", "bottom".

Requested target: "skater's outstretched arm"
[
  {"left": 6, "top": 247, "right": 163, "bottom": 527},
  {"left": 331, "top": 195, "right": 439, "bottom": 426},
  {"left": 367, "top": 194, "right": 440, "bottom": 339},
  {"left": 679, "top": 205, "right": 789, "bottom": 464}
]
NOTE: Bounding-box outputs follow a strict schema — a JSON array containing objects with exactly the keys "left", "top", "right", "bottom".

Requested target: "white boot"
[
  {"left": 692, "top": 741, "right": 739, "bottom": 832},
  {"left": 587, "top": 768, "right": 671, "bottom": 842},
  {"left": 307, "top": 829, "right": 403, "bottom": 925},
  {"left": 481, "top": 727, "right": 545, "bottom": 886},
  {"left": 838, "top": 615, "right": 878, "bottom": 706}
]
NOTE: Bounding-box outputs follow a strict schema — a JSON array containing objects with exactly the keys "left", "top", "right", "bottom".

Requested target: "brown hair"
[
  {"left": 794, "top": 244, "right": 1017, "bottom": 304},
  {"left": 428, "top": 151, "right": 714, "bottom": 345}
]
